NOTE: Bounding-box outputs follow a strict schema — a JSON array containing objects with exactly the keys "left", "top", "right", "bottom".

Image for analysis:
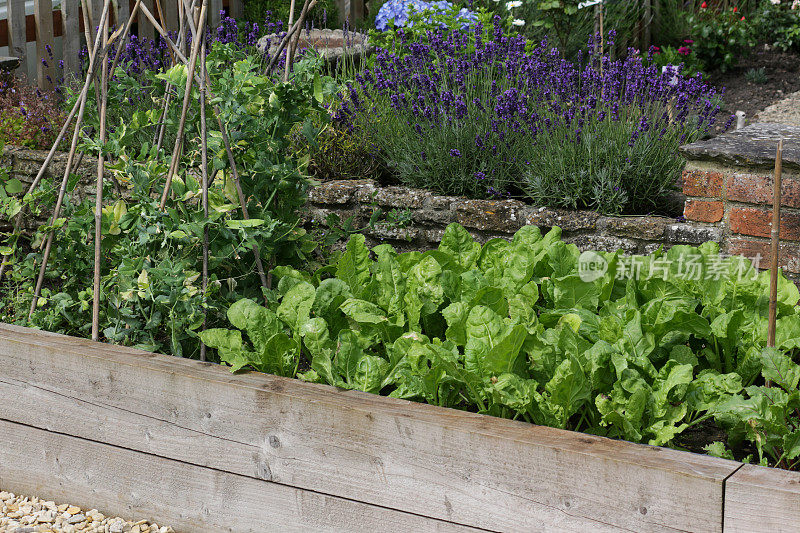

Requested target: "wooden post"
[
  {"left": 92, "top": 9, "right": 110, "bottom": 342},
  {"left": 7, "top": 0, "right": 28, "bottom": 79},
  {"left": 199, "top": 17, "right": 209, "bottom": 362},
  {"left": 33, "top": 0, "right": 55, "bottom": 89},
  {"left": 114, "top": 0, "right": 130, "bottom": 31},
  {"left": 61, "top": 0, "right": 82, "bottom": 83},
  {"left": 767, "top": 139, "right": 784, "bottom": 352}
]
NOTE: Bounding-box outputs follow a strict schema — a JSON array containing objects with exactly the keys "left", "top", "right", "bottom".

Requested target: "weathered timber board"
[
  {"left": 0, "top": 419, "right": 477, "bottom": 533},
  {"left": 724, "top": 463, "right": 800, "bottom": 533},
  {"left": 0, "top": 324, "right": 741, "bottom": 532}
]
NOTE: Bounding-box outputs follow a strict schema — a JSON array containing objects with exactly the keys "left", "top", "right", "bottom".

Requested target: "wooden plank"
[
  {"left": 0, "top": 419, "right": 477, "bottom": 533},
  {"left": 227, "top": 0, "right": 242, "bottom": 19},
  {"left": 208, "top": 0, "right": 222, "bottom": 30},
  {"left": 138, "top": 0, "right": 156, "bottom": 42},
  {"left": 6, "top": 0, "right": 28, "bottom": 78},
  {"left": 724, "top": 463, "right": 800, "bottom": 533},
  {"left": 61, "top": 0, "right": 82, "bottom": 83},
  {"left": 115, "top": 0, "right": 130, "bottom": 31},
  {"left": 161, "top": 0, "right": 179, "bottom": 34},
  {"left": 33, "top": 0, "right": 55, "bottom": 89},
  {"left": 0, "top": 324, "right": 740, "bottom": 532}
]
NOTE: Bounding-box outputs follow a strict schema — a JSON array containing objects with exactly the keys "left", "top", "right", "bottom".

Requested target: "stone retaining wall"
[
  {"left": 681, "top": 123, "right": 800, "bottom": 275},
  {"left": 306, "top": 179, "right": 720, "bottom": 254}
]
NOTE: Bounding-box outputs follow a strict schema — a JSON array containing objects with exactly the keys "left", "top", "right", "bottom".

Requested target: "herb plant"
[{"left": 335, "top": 23, "right": 731, "bottom": 214}]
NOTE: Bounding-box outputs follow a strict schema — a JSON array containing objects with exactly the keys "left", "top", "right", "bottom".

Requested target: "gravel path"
[
  {"left": 754, "top": 89, "right": 800, "bottom": 127},
  {"left": 0, "top": 491, "right": 173, "bottom": 533}
]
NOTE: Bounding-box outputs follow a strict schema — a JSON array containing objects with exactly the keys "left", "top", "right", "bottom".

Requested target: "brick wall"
[{"left": 681, "top": 123, "right": 800, "bottom": 276}]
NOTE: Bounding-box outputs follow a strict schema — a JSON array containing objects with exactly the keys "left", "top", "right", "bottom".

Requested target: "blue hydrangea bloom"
[{"left": 374, "top": 0, "right": 477, "bottom": 31}]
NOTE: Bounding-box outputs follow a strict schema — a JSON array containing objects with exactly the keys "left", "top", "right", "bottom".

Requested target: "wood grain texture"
[
  {"left": 33, "top": 0, "right": 54, "bottom": 88},
  {"left": 0, "top": 324, "right": 741, "bottom": 532},
  {"left": 0, "top": 419, "right": 477, "bottom": 533},
  {"left": 724, "top": 464, "right": 800, "bottom": 533},
  {"left": 208, "top": 0, "right": 221, "bottom": 30},
  {"left": 61, "top": 0, "right": 81, "bottom": 82},
  {"left": 7, "top": 0, "right": 28, "bottom": 78},
  {"left": 138, "top": 0, "right": 156, "bottom": 41}
]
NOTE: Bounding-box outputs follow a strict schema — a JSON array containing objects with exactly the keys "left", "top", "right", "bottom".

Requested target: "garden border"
[{"left": 0, "top": 324, "right": 798, "bottom": 532}]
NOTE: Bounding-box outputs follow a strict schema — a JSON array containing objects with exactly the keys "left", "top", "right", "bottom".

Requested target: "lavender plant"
[{"left": 335, "top": 23, "right": 733, "bottom": 214}]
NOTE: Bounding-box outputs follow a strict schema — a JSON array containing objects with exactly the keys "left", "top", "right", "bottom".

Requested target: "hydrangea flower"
[{"left": 375, "top": 0, "right": 478, "bottom": 31}]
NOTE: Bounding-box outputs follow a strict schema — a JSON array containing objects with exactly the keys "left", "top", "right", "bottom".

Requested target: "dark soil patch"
[{"left": 710, "top": 45, "right": 800, "bottom": 131}]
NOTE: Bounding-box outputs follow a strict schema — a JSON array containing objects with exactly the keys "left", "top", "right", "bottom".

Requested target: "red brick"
[
  {"left": 729, "top": 207, "right": 800, "bottom": 241},
  {"left": 726, "top": 174, "right": 800, "bottom": 208},
  {"left": 682, "top": 170, "right": 724, "bottom": 198},
  {"left": 726, "top": 238, "right": 800, "bottom": 274},
  {"left": 684, "top": 200, "right": 724, "bottom": 223}
]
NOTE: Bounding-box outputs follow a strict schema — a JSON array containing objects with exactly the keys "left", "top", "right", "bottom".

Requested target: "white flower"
[
  {"left": 506, "top": 1, "right": 522, "bottom": 9},
  {"left": 578, "top": 0, "right": 603, "bottom": 8},
  {"left": 793, "top": 0, "right": 799, "bottom": 9},
  {"left": 512, "top": 18, "right": 525, "bottom": 26},
  {"left": 770, "top": 0, "right": 781, "bottom": 5}
]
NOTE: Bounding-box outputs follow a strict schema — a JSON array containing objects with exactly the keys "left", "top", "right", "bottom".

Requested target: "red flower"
[
  {"left": 733, "top": 6, "right": 738, "bottom": 12},
  {"left": 741, "top": 15, "right": 745, "bottom": 20},
  {"left": 701, "top": 1, "right": 707, "bottom": 8},
  {"left": 684, "top": 39, "right": 694, "bottom": 44}
]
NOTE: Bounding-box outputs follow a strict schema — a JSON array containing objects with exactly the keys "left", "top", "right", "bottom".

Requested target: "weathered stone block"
[
  {"left": 521, "top": 206, "right": 600, "bottom": 231},
  {"left": 454, "top": 199, "right": 524, "bottom": 232},
  {"left": 664, "top": 223, "right": 723, "bottom": 244},
  {"left": 308, "top": 179, "right": 374, "bottom": 205},
  {"left": 565, "top": 235, "right": 638, "bottom": 254},
  {"left": 598, "top": 216, "right": 669, "bottom": 240}
]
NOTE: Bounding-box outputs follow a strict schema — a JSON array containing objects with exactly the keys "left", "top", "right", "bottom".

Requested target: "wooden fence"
[
  {"left": 0, "top": 323, "right": 798, "bottom": 532},
  {"left": 0, "top": 0, "right": 244, "bottom": 88}
]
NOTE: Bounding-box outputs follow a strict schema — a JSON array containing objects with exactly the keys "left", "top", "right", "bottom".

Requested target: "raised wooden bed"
[{"left": 0, "top": 324, "right": 797, "bottom": 532}]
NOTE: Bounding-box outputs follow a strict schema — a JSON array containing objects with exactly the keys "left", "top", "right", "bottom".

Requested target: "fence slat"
[
  {"left": 227, "top": 0, "right": 242, "bottom": 19},
  {"left": 114, "top": 0, "right": 130, "bottom": 30},
  {"left": 61, "top": 0, "right": 81, "bottom": 83},
  {"left": 161, "top": 0, "right": 179, "bottom": 33},
  {"left": 209, "top": 0, "right": 221, "bottom": 29},
  {"left": 6, "top": 0, "right": 28, "bottom": 79},
  {"left": 138, "top": 0, "right": 155, "bottom": 42},
  {"left": 33, "top": 0, "right": 55, "bottom": 89}
]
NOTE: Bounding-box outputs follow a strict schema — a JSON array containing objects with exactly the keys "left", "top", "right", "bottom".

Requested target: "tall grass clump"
[{"left": 335, "top": 19, "right": 732, "bottom": 214}]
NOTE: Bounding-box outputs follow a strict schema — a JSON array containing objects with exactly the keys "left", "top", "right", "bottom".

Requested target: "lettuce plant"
[{"left": 202, "top": 223, "right": 800, "bottom": 465}]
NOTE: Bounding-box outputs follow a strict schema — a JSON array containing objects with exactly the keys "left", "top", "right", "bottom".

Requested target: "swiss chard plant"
[{"left": 202, "top": 223, "right": 800, "bottom": 467}]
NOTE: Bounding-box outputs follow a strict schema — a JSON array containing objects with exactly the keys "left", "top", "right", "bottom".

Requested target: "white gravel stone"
[{"left": 0, "top": 489, "right": 175, "bottom": 533}]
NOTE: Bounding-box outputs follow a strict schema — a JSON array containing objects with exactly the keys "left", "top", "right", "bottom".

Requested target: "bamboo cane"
[
  {"left": 29, "top": 0, "right": 113, "bottom": 319},
  {"left": 199, "top": 17, "right": 209, "bottom": 362},
  {"left": 767, "top": 139, "right": 784, "bottom": 354},
  {"left": 92, "top": 8, "right": 111, "bottom": 341},
  {"left": 265, "top": 0, "right": 317, "bottom": 73},
  {"left": 159, "top": 0, "right": 207, "bottom": 210},
  {"left": 286, "top": 0, "right": 314, "bottom": 79},
  {"left": 283, "top": 0, "right": 297, "bottom": 82}
]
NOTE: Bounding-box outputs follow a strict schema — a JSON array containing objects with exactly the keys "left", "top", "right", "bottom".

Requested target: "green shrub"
[{"left": 683, "top": 3, "right": 757, "bottom": 72}]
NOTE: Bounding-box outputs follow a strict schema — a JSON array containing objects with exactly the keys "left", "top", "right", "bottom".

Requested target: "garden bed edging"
[{"left": 0, "top": 324, "right": 798, "bottom": 532}]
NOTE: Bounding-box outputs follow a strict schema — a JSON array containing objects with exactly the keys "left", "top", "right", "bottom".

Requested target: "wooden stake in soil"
[
  {"left": 283, "top": 0, "right": 297, "bottom": 82},
  {"left": 768, "top": 139, "right": 784, "bottom": 352},
  {"left": 198, "top": 9, "right": 209, "bottom": 362},
  {"left": 159, "top": 0, "right": 208, "bottom": 210},
  {"left": 28, "top": 0, "right": 112, "bottom": 320},
  {"left": 265, "top": 0, "right": 317, "bottom": 73},
  {"left": 92, "top": 7, "right": 111, "bottom": 341}
]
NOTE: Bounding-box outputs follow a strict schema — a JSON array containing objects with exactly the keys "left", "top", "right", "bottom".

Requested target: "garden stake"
[
  {"left": 768, "top": 139, "right": 784, "bottom": 358},
  {"left": 265, "top": 0, "right": 317, "bottom": 73},
  {"left": 28, "top": 0, "right": 112, "bottom": 320},
  {"left": 283, "top": 0, "right": 297, "bottom": 82},
  {"left": 92, "top": 8, "right": 111, "bottom": 341},
  {"left": 286, "top": 0, "right": 315, "bottom": 74},
  {"left": 199, "top": 26, "right": 209, "bottom": 362},
  {"left": 159, "top": 0, "right": 208, "bottom": 210}
]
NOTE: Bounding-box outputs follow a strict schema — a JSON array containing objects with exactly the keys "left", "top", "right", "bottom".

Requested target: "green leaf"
[
  {"left": 340, "top": 298, "right": 389, "bottom": 324},
  {"left": 439, "top": 223, "right": 481, "bottom": 270},
  {"left": 545, "top": 356, "right": 591, "bottom": 427},
  {"left": 226, "top": 298, "right": 281, "bottom": 353},
  {"left": 4, "top": 178, "right": 23, "bottom": 194},
  {"left": 277, "top": 281, "right": 316, "bottom": 331},
  {"left": 336, "top": 234, "right": 371, "bottom": 295},
  {"left": 464, "top": 305, "right": 505, "bottom": 376},
  {"left": 760, "top": 347, "right": 800, "bottom": 391}
]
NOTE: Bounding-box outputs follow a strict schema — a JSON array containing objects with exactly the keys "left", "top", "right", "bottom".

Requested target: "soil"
[{"left": 710, "top": 45, "right": 800, "bottom": 131}]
